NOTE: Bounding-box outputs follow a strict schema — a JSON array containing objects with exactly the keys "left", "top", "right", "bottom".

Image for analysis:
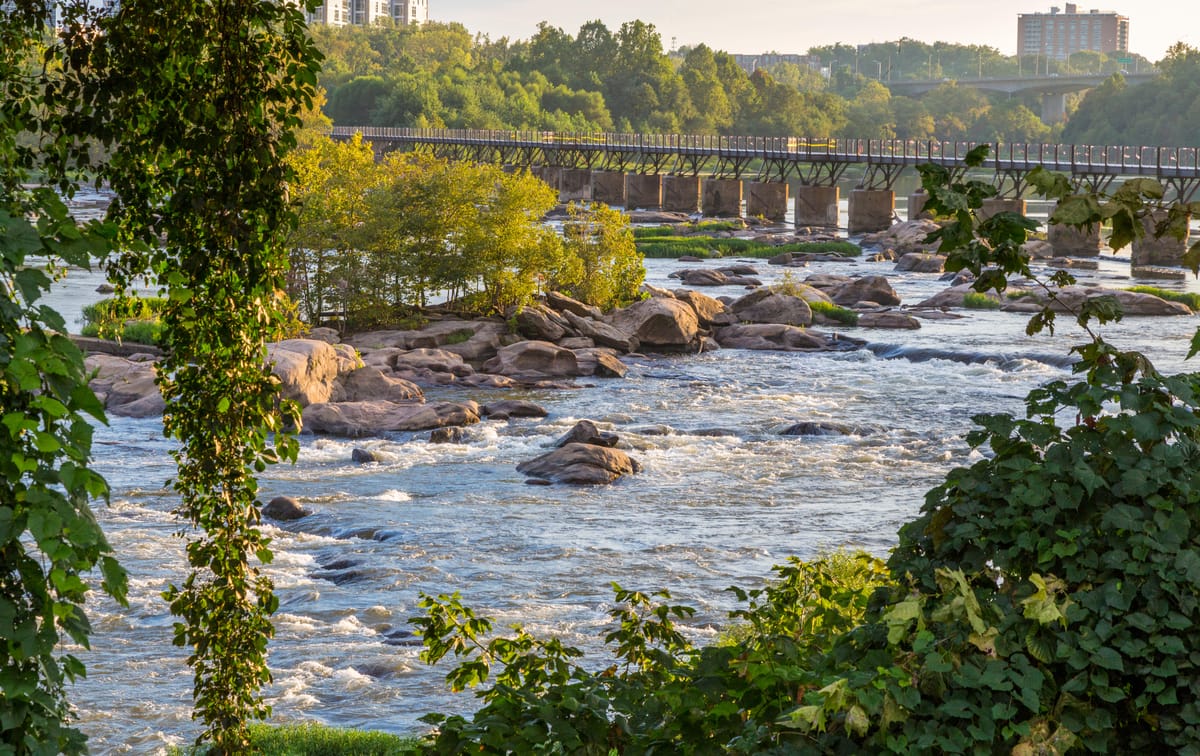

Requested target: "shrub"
[
  {"left": 962, "top": 290, "right": 1001, "bottom": 309},
  {"left": 79, "top": 296, "right": 167, "bottom": 345}
]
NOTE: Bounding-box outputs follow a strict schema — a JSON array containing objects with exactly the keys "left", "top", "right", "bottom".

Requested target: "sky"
[{"left": 433, "top": 0, "right": 1189, "bottom": 63}]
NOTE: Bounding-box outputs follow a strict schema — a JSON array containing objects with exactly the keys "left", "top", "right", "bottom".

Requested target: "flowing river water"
[{"left": 44, "top": 195, "right": 1200, "bottom": 752}]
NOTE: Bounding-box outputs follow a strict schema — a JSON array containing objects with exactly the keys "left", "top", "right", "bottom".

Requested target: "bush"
[
  {"left": 553, "top": 202, "right": 645, "bottom": 310},
  {"left": 962, "top": 290, "right": 1001, "bottom": 309},
  {"left": 79, "top": 296, "right": 167, "bottom": 345}
]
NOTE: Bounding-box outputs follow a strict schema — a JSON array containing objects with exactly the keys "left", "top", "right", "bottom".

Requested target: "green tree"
[
  {"left": 554, "top": 203, "right": 645, "bottom": 311},
  {"left": 0, "top": 4, "right": 128, "bottom": 751},
  {"left": 91, "top": 0, "right": 319, "bottom": 748},
  {"left": 679, "top": 44, "right": 734, "bottom": 134}
]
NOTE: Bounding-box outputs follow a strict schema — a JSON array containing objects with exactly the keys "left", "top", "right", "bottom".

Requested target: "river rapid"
[{"left": 48, "top": 206, "right": 1200, "bottom": 752}]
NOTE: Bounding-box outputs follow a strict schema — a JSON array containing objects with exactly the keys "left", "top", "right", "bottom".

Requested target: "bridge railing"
[{"left": 330, "top": 127, "right": 1200, "bottom": 179}]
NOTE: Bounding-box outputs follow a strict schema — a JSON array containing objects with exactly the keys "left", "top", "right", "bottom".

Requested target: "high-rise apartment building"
[
  {"left": 307, "top": 0, "right": 426, "bottom": 27},
  {"left": 1017, "top": 4, "right": 1129, "bottom": 60}
]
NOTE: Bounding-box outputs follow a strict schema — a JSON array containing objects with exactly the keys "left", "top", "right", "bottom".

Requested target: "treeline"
[
  {"left": 312, "top": 20, "right": 1161, "bottom": 145},
  {"left": 1063, "top": 43, "right": 1200, "bottom": 146}
]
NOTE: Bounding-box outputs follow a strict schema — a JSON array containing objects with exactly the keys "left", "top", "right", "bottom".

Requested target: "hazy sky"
[{"left": 433, "top": 1, "right": 1188, "bottom": 62}]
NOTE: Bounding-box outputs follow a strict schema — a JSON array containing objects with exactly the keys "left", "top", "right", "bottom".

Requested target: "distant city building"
[
  {"left": 1017, "top": 3, "right": 1129, "bottom": 60},
  {"left": 731, "top": 52, "right": 819, "bottom": 74},
  {"left": 307, "top": 0, "right": 426, "bottom": 27}
]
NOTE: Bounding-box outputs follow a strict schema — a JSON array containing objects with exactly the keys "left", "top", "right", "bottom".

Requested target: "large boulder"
[
  {"left": 516, "top": 442, "right": 640, "bottom": 484},
  {"left": 673, "top": 289, "right": 732, "bottom": 327},
  {"left": 262, "top": 496, "right": 311, "bottom": 521},
  {"left": 301, "top": 400, "right": 480, "bottom": 437},
  {"left": 1012, "top": 286, "right": 1194, "bottom": 317},
  {"left": 830, "top": 275, "right": 901, "bottom": 307},
  {"left": 607, "top": 298, "right": 700, "bottom": 351},
  {"left": 861, "top": 219, "right": 941, "bottom": 254},
  {"left": 482, "top": 400, "right": 548, "bottom": 419},
  {"left": 482, "top": 341, "right": 582, "bottom": 379},
  {"left": 510, "top": 304, "right": 570, "bottom": 342},
  {"left": 857, "top": 310, "right": 922, "bottom": 329},
  {"left": 268, "top": 339, "right": 342, "bottom": 406},
  {"left": 895, "top": 253, "right": 947, "bottom": 273},
  {"left": 347, "top": 319, "right": 506, "bottom": 363},
  {"left": 546, "top": 291, "right": 603, "bottom": 320},
  {"left": 85, "top": 354, "right": 164, "bottom": 417},
  {"left": 392, "top": 348, "right": 473, "bottom": 377},
  {"left": 563, "top": 311, "right": 639, "bottom": 352},
  {"left": 730, "top": 289, "right": 813, "bottom": 326},
  {"left": 574, "top": 348, "right": 628, "bottom": 378},
  {"left": 555, "top": 419, "right": 619, "bottom": 448},
  {"left": 332, "top": 366, "right": 424, "bottom": 404},
  {"left": 715, "top": 323, "right": 862, "bottom": 352}
]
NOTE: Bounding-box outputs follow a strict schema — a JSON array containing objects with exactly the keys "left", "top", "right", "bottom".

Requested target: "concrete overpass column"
[
  {"left": 535, "top": 166, "right": 562, "bottom": 192},
  {"left": 662, "top": 175, "right": 702, "bottom": 213},
  {"left": 848, "top": 189, "right": 894, "bottom": 234},
  {"left": 1048, "top": 222, "right": 1101, "bottom": 257},
  {"left": 794, "top": 185, "right": 839, "bottom": 228},
  {"left": 591, "top": 171, "right": 626, "bottom": 207},
  {"left": 746, "top": 181, "right": 789, "bottom": 222},
  {"left": 626, "top": 173, "right": 663, "bottom": 210},
  {"left": 978, "top": 198, "right": 1027, "bottom": 221},
  {"left": 703, "top": 178, "right": 743, "bottom": 217},
  {"left": 1041, "top": 92, "right": 1067, "bottom": 123},
  {"left": 559, "top": 169, "right": 593, "bottom": 203},
  {"left": 1131, "top": 209, "right": 1190, "bottom": 268}
]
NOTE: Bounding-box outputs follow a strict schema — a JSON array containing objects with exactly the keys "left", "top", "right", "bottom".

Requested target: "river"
[{"left": 45, "top": 200, "right": 1200, "bottom": 752}]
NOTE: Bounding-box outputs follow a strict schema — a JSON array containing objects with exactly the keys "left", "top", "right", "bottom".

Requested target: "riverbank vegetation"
[
  {"left": 632, "top": 226, "right": 860, "bottom": 259},
  {"left": 80, "top": 297, "right": 167, "bottom": 345},
  {"left": 312, "top": 20, "right": 1178, "bottom": 146},
  {"left": 286, "top": 134, "right": 644, "bottom": 328}
]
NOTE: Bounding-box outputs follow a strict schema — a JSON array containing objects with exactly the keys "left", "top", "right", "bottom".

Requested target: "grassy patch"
[
  {"left": 1125, "top": 285, "right": 1200, "bottom": 311},
  {"left": 809, "top": 300, "right": 860, "bottom": 325},
  {"left": 443, "top": 328, "right": 474, "bottom": 345},
  {"left": 80, "top": 296, "right": 166, "bottom": 345},
  {"left": 962, "top": 291, "right": 1001, "bottom": 310},
  {"left": 171, "top": 723, "right": 423, "bottom": 755},
  {"left": 636, "top": 236, "right": 860, "bottom": 260},
  {"left": 1005, "top": 290, "right": 1037, "bottom": 300}
]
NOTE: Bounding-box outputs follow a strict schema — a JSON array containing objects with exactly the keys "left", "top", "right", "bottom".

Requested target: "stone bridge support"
[
  {"left": 794, "top": 185, "right": 839, "bottom": 228},
  {"left": 559, "top": 169, "right": 593, "bottom": 203},
  {"left": 534, "top": 166, "right": 561, "bottom": 192},
  {"left": 746, "top": 181, "right": 789, "bottom": 222},
  {"left": 1041, "top": 92, "right": 1067, "bottom": 123},
  {"left": 908, "top": 189, "right": 932, "bottom": 221},
  {"left": 1131, "top": 209, "right": 1190, "bottom": 268},
  {"left": 591, "top": 171, "right": 627, "bottom": 207},
  {"left": 703, "top": 178, "right": 743, "bottom": 217},
  {"left": 1048, "top": 222, "right": 1101, "bottom": 257},
  {"left": 848, "top": 189, "right": 894, "bottom": 234},
  {"left": 626, "top": 173, "right": 663, "bottom": 210},
  {"left": 978, "top": 198, "right": 1027, "bottom": 221},
  {"left": 663, "top": 175, "right": 702, "bottom": 214}
]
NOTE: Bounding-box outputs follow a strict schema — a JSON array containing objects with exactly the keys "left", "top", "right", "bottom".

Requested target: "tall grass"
[
  {"left": 1125, "top": 285, "right": 1200, "bottom": 311},
  {"left": 80, "top": 296, "right": 167, "bottom": 345},
  {"left": 171, "top": 723, "right": 422, "bottom": 755},
  {"left": 635, "top": 236, "right": 860, "bottom": 259}
]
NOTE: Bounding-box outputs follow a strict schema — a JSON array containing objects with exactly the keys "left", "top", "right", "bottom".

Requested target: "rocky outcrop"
[
  {"left": 861, "top": 219, "right": 941, "bottom": 254},
  {"left": 510, "top": 304, "right": 570, "bottom": 342},
  {"left": 85, "top": 354, "right": 164, "bottom": 418},
  {"left": 729, "top": 289, "right": 812, "bottom": 326},
  {"left": 516, "top": 442, "right": 640, "bottom": 484},
  {"left": 555, "top": 419, "right": 619, "bottom": 448},
  {"left": 332, "top": 367, "right": 423, "bottom": 404},
  {"left": 1005, "top": 286, "right": 1194, "bottom": 316},
  {"left": 347, "top": 319, "right": 506, "bottom": 363},
  {"left": 895, "top": 253, "right": 947, "bottom": 273},
  {"left": 574, "top": 348, "right": 628, "bottom": 378},
  {"left": 714, "top": 324, "right": 862, "bottom": 352},
  {"left": 607, "top": 297, "right": 700, "bottom": 351},
  {"left": 301, "top": 400, "right": 480, "bottom": 437},
  {"left": 829, "top": 275, "right": 901, "bottom": 307},
  {"left": 670, "top": 269, "right": 762, "bottom": 287},
  {"left": 482, "top": 400, "right": 548, "bottom": 419},
  {"left": 674, "top": 289, "right": 732, "bottom": 327},
  {"left": 268, "top": 339, "right": 343, "bottom": 406},
  {"left": 857, "top": 310, "right": 922, "bottom": 329},
  {"left": 483, "top": 341, "right": 582, "bottom": 380},
  {"left": 563, "top": 310, "right": 638, "bottom": 352},
  {"left": 546, "top": 291, "right": 603, "bottom": 320}
]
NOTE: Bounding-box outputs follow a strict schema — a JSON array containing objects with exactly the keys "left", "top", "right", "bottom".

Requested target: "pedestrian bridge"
[{"left": 329, "top": 126, "right": 1198, "bottom": 252}]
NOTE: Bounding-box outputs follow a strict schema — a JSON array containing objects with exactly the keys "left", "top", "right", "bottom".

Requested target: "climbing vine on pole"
[{"left": 87, "top": 0, "right": 321, "bottom": 749}]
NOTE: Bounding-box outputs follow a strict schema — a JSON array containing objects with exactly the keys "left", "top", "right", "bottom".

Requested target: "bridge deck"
[{"left": 333, "top": 127, "right": 1200, "bottom": 188}]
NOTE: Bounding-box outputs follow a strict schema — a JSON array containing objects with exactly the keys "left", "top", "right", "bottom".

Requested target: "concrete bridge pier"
[
  {"left": 848, "top": 189, "right": 894, "bottom": 234},
  {"left": 559, "top": 169, "right": 593, "bottom": 203},
  {"left": 534, "top": 166, "right": 561, "bottom": 192},
  {"left": 1131, "top": 209, "right": 1190, "bottom": 268},
  {"left": 591, "top": 171, "right": 627, "bottom": 207},
  {"left": 663, "top": 175, "right": 702, "bottom": 214},
  {"left": 978, "top": 198, "right": 1027, "bottom": 221},
  {"left": 794, "top": 185, "right": 839, "bottom": 228},
  {"left": 1041, "top": 92, "right": 1067, "bottom": 123},
  {"left": 746, "top": 181, "right": 789, "bottom": 222},
  {"left": 703, "top": 178, "right": 743, "bottom": 218},
  {"left": 1048, "top": 222, "right": 1101, "bottom": 257},
  {"left": 908, "top": 189, "right": 931, "bottom": 221},
  {"left": 626, "top": 173, "right": 664, "bottom": 210}
]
